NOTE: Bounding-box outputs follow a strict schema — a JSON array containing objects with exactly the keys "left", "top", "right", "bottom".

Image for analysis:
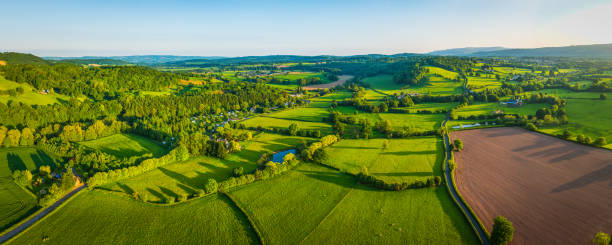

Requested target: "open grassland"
[
  {"left": 394, "top": 102, "right": 458, "bottom": 113},
  {"left": 407, "top": 75, "right": 463, "bottom": 96},
  {"left": 452, "top": 127, "right": 612, "bottom": 245},
  {"left": 467, "top": 76, "right": 502, "bottom": 91},
  {"left": 102, "top": 132, "right": 311, "bottom": 202},
  {"left": 309, "top": 91, "right": 352, "bottom": 108},
  {"left": 0, "top": 75, "right": 72, "bottom": 105},
  {"left": 243, "top": 113, "right": 334, "bottom": 135},
  {"left": 323, "top": 137, "right": 443, "bottom": 183},
  {"left": 333, "top": 107, "right": 444, "bottom": 132},
  {"left": 302, "top": 186, "right": 478, "bottom": 244},
  {"left": 454, "top": 102, "right": 547, "bottom": 117},
  {"left": 0, "top": 148, "right": 62, "bottom": 231},
  {"left": 230, "top": 163, "right": 477, "bottom": 245},
  {"left": 272, "top": 72, "right": 328, "bottom": 82},
  {"left": 229, "top": 163, "right": 356, "bottom": 244},
  {"left": 530, "top": 89, "right": 612, "bottom": 148},
  {"left": 361, "top": 75, "right": 401, "bottom": 91},
  {"left": 424, "top": 66, "right": 459, "bottom": 80},
  {"left": 7, "top": 190, "right": 258, "bottom": 245},
  {"left": 79, "top": 134, "right": 167, "bottom": 158},
  {"left": 259, "top": 107, "right": 329, "bottom": 123},
  {"left": 492, "top": 66, "right": 532, "bottom": 75}
]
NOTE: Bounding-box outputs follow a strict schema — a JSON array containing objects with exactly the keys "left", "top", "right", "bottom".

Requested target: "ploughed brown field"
[{"left": 452, "top": 127, "right": 612, "bottom": 245}]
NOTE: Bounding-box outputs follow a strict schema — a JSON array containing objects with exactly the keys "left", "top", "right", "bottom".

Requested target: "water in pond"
[{"left": 271, "top": 149, "right": 296, "bottom": 163}]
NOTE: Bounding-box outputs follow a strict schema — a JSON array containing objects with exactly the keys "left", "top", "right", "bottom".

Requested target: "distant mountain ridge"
[
  {"left": 471, "top": 43, "right": 612, "bottom": 58},
  {"left": 427, "top": 47, "right": 507, "bottom": 56},
  {"left": 0, "top": 52, "right": 50, "bottom": 65},
  {"left": 44, "top": 55, "right": 226, "bottom": 64}
]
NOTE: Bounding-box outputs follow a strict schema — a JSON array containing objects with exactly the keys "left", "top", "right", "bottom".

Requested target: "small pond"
[{"left": 271, "top": 149, "right": 296, "bottom": 163}]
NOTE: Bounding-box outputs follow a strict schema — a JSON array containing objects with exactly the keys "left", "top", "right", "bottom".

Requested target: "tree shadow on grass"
[
  {"left": 551, "top": 163, "right": 612, "bottom": 193},
  {"left": 146, "top": 188, "right": 166, "bottom": 202},
  {"left": 298, "top": 169, "right": 369, "bottom": 190},
  {"left": 7, "top": 153, "right": 27, "bottom": 173},
  {"left": 159, "top": 186, "right": 178, "bottom": 199},
  {"left": 116, "top": 183, "right": 135, "bottom": 195}
]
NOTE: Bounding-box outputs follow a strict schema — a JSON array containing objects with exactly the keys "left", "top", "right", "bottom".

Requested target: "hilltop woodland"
[{"left": 1, "top": 52, "right": 611, "bottom": 244}]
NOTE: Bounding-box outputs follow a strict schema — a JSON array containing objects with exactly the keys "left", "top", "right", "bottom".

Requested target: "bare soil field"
[
  {"left": 303, "top": 75, "right": 353, "bottom": 90},
  {"left": 452, "top": 127, "right": 612, "bottom": 245}
]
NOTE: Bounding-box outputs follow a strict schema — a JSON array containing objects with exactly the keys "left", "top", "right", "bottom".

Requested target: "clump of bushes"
[{"left": 356, "top": 166, "right": 442, "bottom": 191}]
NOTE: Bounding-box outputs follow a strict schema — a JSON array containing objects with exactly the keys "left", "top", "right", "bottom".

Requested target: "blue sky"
[{"left": 2, "top": 0, "right": 611, "bottom": 56}]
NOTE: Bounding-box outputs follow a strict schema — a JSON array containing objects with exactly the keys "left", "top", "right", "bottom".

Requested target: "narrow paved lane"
[
  {"left": 0, "top": 185, "right": 86, "bottom": 244},
  {"left": 442, "top": 113, "right": 490, "bottom": 245}
]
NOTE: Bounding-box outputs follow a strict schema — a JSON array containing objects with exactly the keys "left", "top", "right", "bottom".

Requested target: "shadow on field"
[
  {"left": 159, "top": 186, "right": 178, "bottom": 199},
  {"left": 380, "top": 150, "right": 437, "bottom": 156},
  {"left": 330, "top": 146, "right": 379, "bottom": 150},
  {"left": 117, "top": 183, "right": 135, "bottom": 195},
  {"left": 6, "top": 153, "right": 27, "bottom": 173},
  {"left": 146, "top": 188, "right": 166, "bottom": 202},
  {"left": 298, "top": 169, "right": 368, "bottom": 190},
  {"left": 552, "top": 163, "right": 612, "bottom": 193},
  {"left": 486, "top": 128, "right": 526, "bottom": 138},
  {"left": 97, "top": 146, "right": 144, "bottom": 158},
  {"left": 372, "top": 172, "right": 433, "bottom": 177}
]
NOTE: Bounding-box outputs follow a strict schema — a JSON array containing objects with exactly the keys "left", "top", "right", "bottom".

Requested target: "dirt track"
[
  {"left": 303, "top": 75, "right": 353, "bottom": 90},
  {"left": 452, "top": 127, "right": 612, "bottom": 245}
]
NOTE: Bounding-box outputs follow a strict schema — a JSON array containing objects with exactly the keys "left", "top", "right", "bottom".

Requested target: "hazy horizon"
[{"left": 2, "top": 0, "right": 612, "bottom": 57}]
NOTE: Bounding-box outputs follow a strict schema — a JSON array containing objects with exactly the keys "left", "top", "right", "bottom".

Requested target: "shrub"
[
  {"left": 576, "top": 134, "right": 585, "bottom": 144},
  {"left": 448, "top": 159, "right": 456, "bottom": 171},
  {"left": 453, "top": 139, "right": 463, "bottom": 151},
  {"left": 525, "top": 123, "right": 537, "bottom": 131},
  {"left": 594, "top": 137, "right": 607, "bottom": 146},
  {"left": 560, "top": 130, "right": 572, "bottom": 140},
  {"left": 490, "top": 216, "right": 514, "bottom": 245},
  {"left": 593, "top": 232, "right": 611, "bottom": 245},
  {"left": 233, "top": 167, "right": 244, "bottom": 177},
  {"left": 205, "top": 178, "right": 218, "bottom": 194}
]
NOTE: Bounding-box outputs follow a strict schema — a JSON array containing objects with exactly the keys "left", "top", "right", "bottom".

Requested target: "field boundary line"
[
  {"left": 221, "top": 192, "right": 266, "bottom": 245},
  {"left": 442, "top": 113, "right": 490, "bottom": 245},
  {"left": 297, "top": 181, "right": 357, "bottom": 244}
]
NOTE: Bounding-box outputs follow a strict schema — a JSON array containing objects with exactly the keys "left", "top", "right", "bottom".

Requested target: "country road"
[
  {"left": 0, "top": 185, "right": 86, "bottom": 244},
  {"left": 442, "top": 113, "right": 490, "bottom": 245}
]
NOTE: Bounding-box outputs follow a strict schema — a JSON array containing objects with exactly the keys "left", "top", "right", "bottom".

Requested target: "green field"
[
  {"left": 333, "top": 107, "right": 444, "bottom": 132},
  {"left": 229, "top": 163, "right": 477, "bottom": 245},
  {"left": 7, "top": 190, "right": 258, "bottom": 245},
  {"left": 467, "top": 75, "right": 502, "bottom": 91},
  {"left": 533, "top": 89, "right": 612, "bottom": 148},
  {"left": 0, "top": 75, "right": 72, "bottom": 105},
  {"left": 362, "top": 75, "right": 402, "bottom": 91},
  {"left": 425, "top": 66, "right": 459, "bottom": 80},
  {"left": 243, "top": 115, "right": 334, "bottom": 135},
  {"left": 101, "top": 132, "right": 311, "bottom": 202},
  {"left": 78, "top": 134, "right": 167, "bottom": 158},
  {"left": 259, "top": 107, "right": 330, "bottom": 123},
  {"left": 455, "top": 102, "right": 547, "bottom": 117},
  {"left": 301, "top": 186, "right": 478, "bottom": 244},
  {"left": 323, "top": 137, "right": 443, "bottom": 183},
  {"left": 408, "top": 75, "right": 463, "bottom": 96},
  {"left": 0, "top": 147, "right": 62, "bottom": 231}
]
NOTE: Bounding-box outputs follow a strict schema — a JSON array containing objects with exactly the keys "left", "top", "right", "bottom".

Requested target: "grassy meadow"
[
  {"left": 7, "top": 191, "right": 259, "bottom": 245},
  {"left": 323, "top": 137, "right": 443, "bottom": 183},
  {"left": 454, "top": 102, "right": 547, "bottom": 118},
  {"left": 0, "top": 75, "right": 72, "bottom": 105},
  {"left": 0, "top": 147, "right": 62, "bottom": 231},
  {"left": 101, "top": 132, "right": 312, "bottom": 202},
  {"left": 78, "top": 134, "right": 167, "bottom": 158}
]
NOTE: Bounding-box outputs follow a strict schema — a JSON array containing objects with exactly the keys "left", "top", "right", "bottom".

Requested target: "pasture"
[
  {"left": 407, "top": 75, "right": 463, "bottom": 96},
  {"left": 467, "top": 76, "right": 502, "bottom": 91},
  {"left": 7, "top": 191, "right": 258, "bottom": 245},
  {"left": 243, "top": 115, "right": 334, "bottom": 136},
  {"left": 454, "top": 102, "right": 547, "bottom": 118},
  {"left": 452, "top": 127, "right": 612, "bottom": 245},
  {"left": 0, "top": 76, "right": 71, "bottom": 105},
  {"left": 361, "top": 75, "right": 402, "bottom": 91},
  {"left": 322, "top": 137, "right": 443, "bottom": 183},
  {"left": 230, "top": 163, "right": 477, "bottom": 244},
  {"left": 78, "top": 134, "right": 167, "bottom": 158},
  {"left": 302, "top": 186, "right": 478, "bottom": 244},
  {"left": 0, "top": 147, "right": 61, "bottom": 231},
  {"left": 101, "top": 132, "right": 311, "bottom": 202}
]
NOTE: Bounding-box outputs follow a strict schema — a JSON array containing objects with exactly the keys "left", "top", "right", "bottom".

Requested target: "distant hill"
[
  {"left": 0, "top": 52, "right": 50, "bottom": 65},
  {"left": 45, "top": 55, "right": 225, "bottom": 64},
  {"left": 472, "top": 43, "right": 612, "bottom": 58},
  {"left": 427, "top": 47, "right": 507, "bottom": 56},
  {"left": 59, "top": 58, "right": 131, "bottom": 66}
]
